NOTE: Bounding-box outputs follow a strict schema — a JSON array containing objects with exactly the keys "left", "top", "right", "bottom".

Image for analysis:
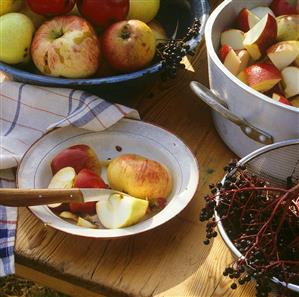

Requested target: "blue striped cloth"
[{"left": 0, "top": 79, "right": 139, "bottom": 276}]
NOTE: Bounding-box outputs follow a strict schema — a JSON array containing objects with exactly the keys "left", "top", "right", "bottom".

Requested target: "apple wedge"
[
  {"left": 243, "top": 14, "right": 277, "bottom": 60},
  {"left": 238, "top": 8, "right": 260, "bottom": 32},
  {"left": 250, "top": 6, "right": 275, "bottom": 19},
  {"left": 281, "top": 66, "right": 299, "bottom": 97},
  {"left": 272, "top": 92, "right": 293, "bottom": 105},
  {"left": 219, "top": 45, "right": 242, "bottom": 76},
  {"left": 221, "top": 29, "right": 245, "bottom": 50},
  {"left": 267, "top": 41, "right": 299, "bottom": 70},
  {"left": 96, "top": 193, "right": 149, "bottom": 229},
  {"left": 245, "top": 63, "right": 282, "bottom": 92},
  {"left": 277, "top": 15, "right": 299, "bottom": 41},
  {"left": 48, "top": 167, "right": 76, "bottom": 208},
  {"left": 237, "top": 49, "right": 250, "bottom": 71}
]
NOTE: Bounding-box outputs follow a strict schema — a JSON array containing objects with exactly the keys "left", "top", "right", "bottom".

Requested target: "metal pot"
[{"left": 190, "top": 0, "right": 299, "bottom": 157}]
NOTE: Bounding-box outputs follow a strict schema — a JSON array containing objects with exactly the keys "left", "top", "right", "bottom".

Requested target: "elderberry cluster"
[
  {"left": 200, "top": 162, "right": 299, "bottom": 297},
  {"left": 156, "top": 18, "right": 201, "bottom": 79}
]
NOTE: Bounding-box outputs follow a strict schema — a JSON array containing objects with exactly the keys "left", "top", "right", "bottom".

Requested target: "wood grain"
[{"left": 15, "top": 1, "right": 258, "bottom": 296}]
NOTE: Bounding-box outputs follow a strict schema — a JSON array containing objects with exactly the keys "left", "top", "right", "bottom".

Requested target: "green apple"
[
  {"left": 96, "top": 193, "right": 149, "bottom": 229},
  {"left": 0, "top": 0, "right": 23, "bottom": 16},
  {"left": 127, "top": 0, "right": 160, "bottom": 23},
  {"left": 0, "top": 13, "right": 34, "bottom": 64}
]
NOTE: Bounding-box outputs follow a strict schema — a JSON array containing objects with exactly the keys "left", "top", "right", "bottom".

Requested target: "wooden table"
[{"left": 14, "top": 1, "right": 256, "bottom": 296}]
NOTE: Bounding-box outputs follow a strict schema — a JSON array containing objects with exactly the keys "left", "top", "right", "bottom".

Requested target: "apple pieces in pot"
[
  {"left": 47, "top": 145, "right": 173, "bottom": 229},
  {"left": 218, "top": 0, "right": 299, "bottom": 107}
]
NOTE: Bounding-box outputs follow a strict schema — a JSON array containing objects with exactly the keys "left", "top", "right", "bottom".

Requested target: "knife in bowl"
[{"left": 0, "top": 188, "right": 126, "bottom": 207}]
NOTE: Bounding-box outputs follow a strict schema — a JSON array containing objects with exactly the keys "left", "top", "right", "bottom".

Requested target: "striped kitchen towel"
[{"left": 0, "top": 79, "right": 140, "bottom": 276}]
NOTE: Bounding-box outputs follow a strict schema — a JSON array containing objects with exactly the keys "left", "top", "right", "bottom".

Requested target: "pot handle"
[{"left": 190, "top": 81, "right": 273, "bottom": 145}]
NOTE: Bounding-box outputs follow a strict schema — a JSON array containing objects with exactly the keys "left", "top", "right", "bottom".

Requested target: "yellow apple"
[
  {"left": 0, "top": 12, "right": 34, "bottom": 64},
  {"left": 96, "top": 193, "right": 149, "bottom": 229},
  {"left": 0, "top": 0, "right": 23, "bottom": 16},
  {"left": 127, "top": 0, "right": 160, "bottom": 23},
  {"left": 107, "top": 154, "right": 172, "bottom": 201}
]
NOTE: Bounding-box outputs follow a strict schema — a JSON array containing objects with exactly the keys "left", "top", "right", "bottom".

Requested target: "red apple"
[
  {"left": 245, "top": 63, "right": 282, "bottom": 92},
  {"left": 26, "top": 0, "right": 76, "bottom": 16},
  {"left": 51, "top": 144, "right": 101, "bottom": 175},
  {"left": 77, "top": 0, "right": 129, "bottom": 28},
  {"left": 243, "top": 14, "right": 277, "bottom": 60},
  {"left": 69, "top": 168, "right": 108, "bottom": 215},
  {"left": 272, "top": 92, "right": 293, "bottom": 105},
  {"left": 270, "top": 0, "right": 297, "bottom": 16},
  {"left": 102, "top": 19, "right": 156, "bottom": 73},
  {"left": 237, "top": 8, "right": 260, "bottom": 32},
  {"left": 31, "top": 16, "right": 100, "bottom": 78},
  {"left": 220, "top": 29, "right": 245, "bottom": 50}
]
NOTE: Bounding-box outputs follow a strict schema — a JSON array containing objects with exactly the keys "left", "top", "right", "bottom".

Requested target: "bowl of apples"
[
  {"left": 16, "top": 119, "right": 199, "bottom": 238},
  {"left": 0, "top": 0, "right": 210, "bottom": 99},
  {"left": 190, "top": 0, "right": 299, "bottom": 158}
]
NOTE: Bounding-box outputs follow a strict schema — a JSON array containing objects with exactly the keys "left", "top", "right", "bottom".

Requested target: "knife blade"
[{"left": 0, "top": 188, "right": 126, "bottom": 207}]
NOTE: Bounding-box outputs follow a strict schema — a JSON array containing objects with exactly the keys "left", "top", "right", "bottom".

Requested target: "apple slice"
[
  {"left": 77, "top": 217, "right": 97, "bottom": 229},
  {"left": 220, "top": 29, "right": 245, "bottom": 50},
  {"left": 218, "top": 44, "right": 232, "bottom": 62},
  {"left": 245, "top": 63, "right": 282, "bottom": 92},
  {"left": 237, "top": 49, "right": 250, "bottom": 71},
  {"left": 277, "top": 15, "right": 299, "bottom": 41},
  {"left": 281, "top": 66, "right": 299, "bottom": 97},
  {"left": 48, "top": 167, "right": 76, "bottom": 208},
  {"left": 219, "top": 45, "right": 242, "bottom": 76},
  {"left": 243, "top": 14, "right": 277, "bottom": 60},
  {"left": 237, "top": 8, "right": 260, "bottom": 32},
  {"left": 267, "top": 41, "right": 299, "bottom": 70},
  {"left": 250, "top": 7, "right": 275, "bottom": 19},
  {"left": 96, "top": 193, "right": 149, "bottom": 229},
  {"left": 272, "top": 92, "right": 293, "bottom": 105}
]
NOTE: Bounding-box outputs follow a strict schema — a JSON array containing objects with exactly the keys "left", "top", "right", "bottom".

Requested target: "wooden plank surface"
[{"left": 15, "top": 1, "right": 257, "bottom": 296}]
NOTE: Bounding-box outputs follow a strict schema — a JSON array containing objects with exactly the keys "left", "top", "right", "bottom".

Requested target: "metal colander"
[
  {"left": 238, "top": 140, "right": 299, "bottom": 188},
  {"left": 217, "top": 139, "right": 299, "bottom": 294}
]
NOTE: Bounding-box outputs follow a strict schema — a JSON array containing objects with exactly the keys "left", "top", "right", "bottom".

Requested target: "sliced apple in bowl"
[
  {"left": 267, "top": 40, "right": 299, "bottom": 70},
  {"left": 243, "top": 14, "right": 277, "bottom": 60},
  {"left": 281, "top": 66, "right": 299, "bottom": 98},
  {"left": 96, "top": 193, "right": 149, "bottom": 229},
  {"left": 220, "top": 29, "right": 245, "bottom": 50},
  {"left": 237, "top": 8, "right": 260, "bottom": 32},
  {"left": 245, "top": 63, "right": 282, "bottom": 92}
]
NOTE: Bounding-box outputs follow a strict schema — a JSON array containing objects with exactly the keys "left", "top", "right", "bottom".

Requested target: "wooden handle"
[{"left": 0, "top": 188, "right": 84, "bottom": 207}]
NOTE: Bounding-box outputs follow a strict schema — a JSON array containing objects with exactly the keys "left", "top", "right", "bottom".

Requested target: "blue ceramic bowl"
[{"left": 0, "top": 0, "right": 209, "bottom": 98}]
